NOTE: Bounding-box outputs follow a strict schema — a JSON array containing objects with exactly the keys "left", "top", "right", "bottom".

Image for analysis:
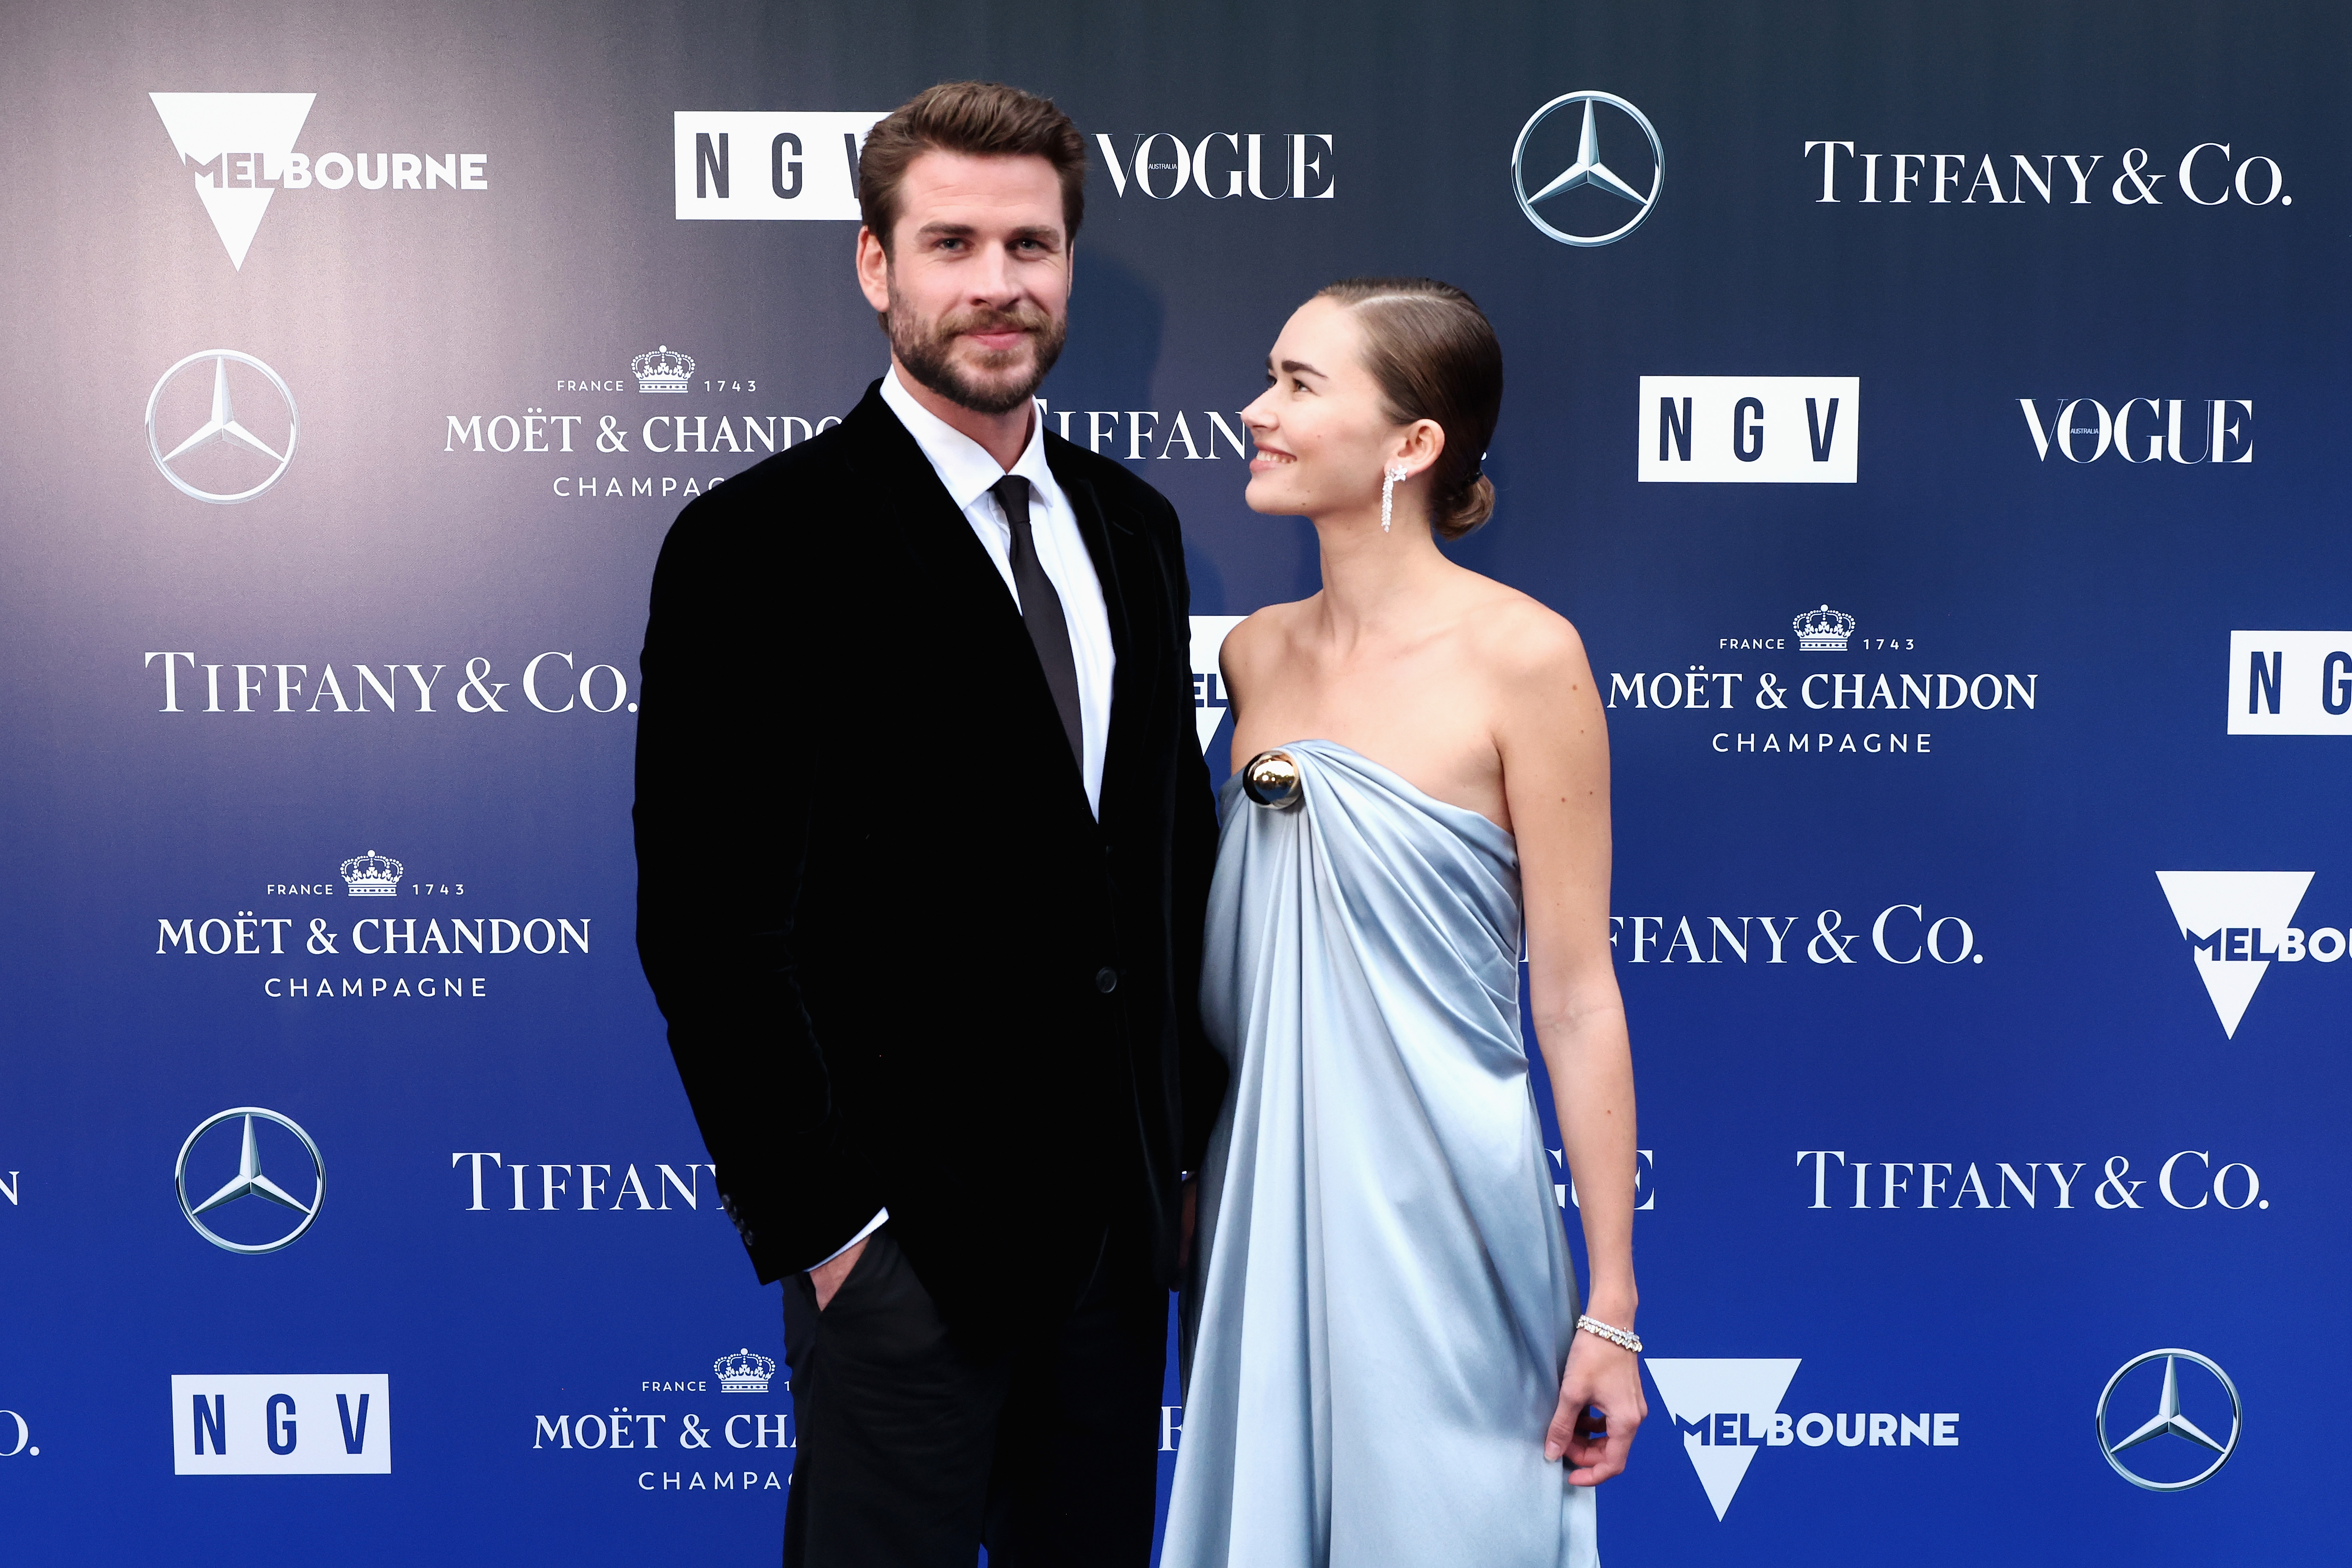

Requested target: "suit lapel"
[
  {"left": 841, "top": 384, "right": 1095, "bottom": 813},
  {"left": 842, "top": 384, "right": 1023, "bottom": 638},
  {"left": 1056, "top": 459, "right": 1159, "bottom": 830}
]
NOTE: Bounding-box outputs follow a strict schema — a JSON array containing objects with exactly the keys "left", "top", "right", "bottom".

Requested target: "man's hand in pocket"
[{"left": 811, "top": 1237, "right": 868, "bottom": 1310}]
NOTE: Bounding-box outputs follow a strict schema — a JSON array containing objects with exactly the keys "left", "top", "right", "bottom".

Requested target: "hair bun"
[{"left": 1439, "top": 473, "right": 1495, "bottom": 540}]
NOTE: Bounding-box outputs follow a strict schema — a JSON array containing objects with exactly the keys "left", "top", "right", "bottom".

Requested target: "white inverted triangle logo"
[
  {"left": 150, "top": 92, "right": 315, "bottom": 269},
  {"left": 1644, "top": 1358, "right": 1800, "bottom": 1520},
  {"left": 1188, "top": 615, "right": 1246, "bottom": 754},
  {"left": 2154, "top": 870, "right": 2313, "bottom": 1039}
]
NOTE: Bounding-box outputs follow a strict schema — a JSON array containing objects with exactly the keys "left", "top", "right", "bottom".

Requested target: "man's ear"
[{"left": 855, "top": 225, "right": 892, "bottom": 314}]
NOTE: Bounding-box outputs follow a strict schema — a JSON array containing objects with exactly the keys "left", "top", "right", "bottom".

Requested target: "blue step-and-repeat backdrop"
[{"left": 0, "top": 1, "right": 2341, "bottom": 1562}]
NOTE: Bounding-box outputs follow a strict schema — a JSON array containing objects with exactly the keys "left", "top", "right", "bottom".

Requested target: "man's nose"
[{"left": 967, "top": 245, "right": 1021, "bottom": 302}]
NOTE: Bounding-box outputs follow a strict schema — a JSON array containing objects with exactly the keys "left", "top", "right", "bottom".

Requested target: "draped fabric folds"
[{"left": 1165, "top": 741, "right": 1596, "bottom": 1568}]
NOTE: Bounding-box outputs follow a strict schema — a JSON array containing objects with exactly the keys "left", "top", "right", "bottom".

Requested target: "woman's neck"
[{"left": 1308, "top": 499, "right": 1453, "bottom": 645}]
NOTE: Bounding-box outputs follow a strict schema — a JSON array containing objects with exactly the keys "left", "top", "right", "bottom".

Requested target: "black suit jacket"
[{"left": 634, "top": 381, "right": 1224, "bottom": 1334}]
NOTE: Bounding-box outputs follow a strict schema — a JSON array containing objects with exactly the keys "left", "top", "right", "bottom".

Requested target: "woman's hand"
[{"left": 1545, "top": 1332, "right": 1645, "bottom": 1484}]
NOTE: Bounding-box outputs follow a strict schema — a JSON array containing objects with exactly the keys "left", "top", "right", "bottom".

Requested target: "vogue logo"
[
  {"left": 1804, "top": 142, "right": 2288, "bottom": 208},
  {"left": 1093, "top": 134, "right": 1333, "bottom": 200},
  {"left": 2020, "top": 399, "right": 2251, "bottom": 463}
]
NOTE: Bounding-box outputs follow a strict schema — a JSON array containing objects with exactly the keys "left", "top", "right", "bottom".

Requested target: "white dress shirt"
[
  {"left": 881, "top": 366, "right": 1116, "bottom": 816},
  {"left": 815, "top": 370, "right": 1120, "bottom": 1272}
]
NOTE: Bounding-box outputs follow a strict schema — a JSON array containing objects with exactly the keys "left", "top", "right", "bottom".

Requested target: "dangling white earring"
[{"left": 1381, "top": 462, "right": 1408, "bottom": 532}]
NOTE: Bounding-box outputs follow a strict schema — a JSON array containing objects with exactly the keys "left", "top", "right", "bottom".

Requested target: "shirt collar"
[{"left": 881, "top": 365, "right": 1053, "bottom": 513}]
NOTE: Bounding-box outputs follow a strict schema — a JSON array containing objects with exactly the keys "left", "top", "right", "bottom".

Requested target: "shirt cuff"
[{"left": 812, "top": 1207, "right": 888, "bottom": 1269}]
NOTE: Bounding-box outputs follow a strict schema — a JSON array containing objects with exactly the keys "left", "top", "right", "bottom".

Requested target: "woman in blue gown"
[{"left": 1164, "top": 279, "right": 1645, "bottom": 1568}]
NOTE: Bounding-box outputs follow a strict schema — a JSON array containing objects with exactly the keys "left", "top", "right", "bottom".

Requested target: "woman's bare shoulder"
[
  {"left": 1219, "top": 598, "right": 1315, "bottom": 684},
  {"left": 1452, "top": 574, "right": 1591, "bottom": 685}
]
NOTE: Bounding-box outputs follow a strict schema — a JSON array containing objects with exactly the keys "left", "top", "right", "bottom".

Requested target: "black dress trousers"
[{"left": 780, "top": 1221, "right": 1166, "bottom": 1568}]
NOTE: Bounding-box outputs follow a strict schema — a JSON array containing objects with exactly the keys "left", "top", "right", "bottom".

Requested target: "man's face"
[{"left": 856, "top": 151, "right": 1072, "bottom": 416}]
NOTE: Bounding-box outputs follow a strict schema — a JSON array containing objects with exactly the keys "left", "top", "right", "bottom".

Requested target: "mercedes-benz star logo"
[
  {"left": 2096, "top": 1348, "right": 2241, "bottom": 1492},
  {"left": 145, "top": 350, "right": 298, "bottom": 504},
  {"left": 1510, "top": 90, "right": 1663, "bottom": 248},
  {"left": 174, "top": 1107, "right": 324, "bottom": 1255}
]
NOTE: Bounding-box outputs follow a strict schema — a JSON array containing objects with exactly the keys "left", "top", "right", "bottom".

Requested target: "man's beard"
[{"left": 885, "top": 282, "right": 1067, "bottom": 416}]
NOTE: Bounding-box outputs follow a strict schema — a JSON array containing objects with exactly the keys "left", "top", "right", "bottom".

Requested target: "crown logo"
[
  {"left": 1792, "top": 603, "right": 1856, "bottom": 652},
  {"left": 715, "top": 1347, "right": 777, "bottom": 1394},
  {"left": 338, "top": 849, "right": 404, "bottom": 897},
  {"left": 632, "top": 345, "right": 695, "bottom": 394}
]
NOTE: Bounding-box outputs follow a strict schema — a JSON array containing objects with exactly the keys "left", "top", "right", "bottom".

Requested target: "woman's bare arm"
[{"left": 1493, "top": 603, "right": 1645, "bottom": 1483}]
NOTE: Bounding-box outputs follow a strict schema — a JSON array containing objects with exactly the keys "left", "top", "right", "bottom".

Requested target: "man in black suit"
[{"left": 634, "top": 81, "right": 1223, "bottom": 1567}]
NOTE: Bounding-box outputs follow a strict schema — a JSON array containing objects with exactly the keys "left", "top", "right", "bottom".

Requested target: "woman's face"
[{"left": 1240, "top": 298, "right": 1402, "bottom": 519}]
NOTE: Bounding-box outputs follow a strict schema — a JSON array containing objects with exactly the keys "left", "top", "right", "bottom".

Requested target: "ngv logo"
[
  {"left": 1645, "top": 1359, "right": 1960, "bottom": 1521},
  {"left": 1639, "top": 377, "right": 1858, "bottom": 483},
  {"left": 2019, "top": 398, "right": 2251, "bottom": 463},
  {"left": 150, "top": 94, "right": 489, "bottom": 270},
  {"left": 672, "top": 112, "right": 883, "bottom": 221},
  {"left": 172, "top": 1374, "right": 390, "bottom": 1475},
  {"left": 2156, "top": 870, "right": 2340, "bottom": 1039},
  {"left": 1093, "top": 134, "right": 1333, "bottom": 200},
  {"left": 2229, "top": 632, "right": 2352, "bottom": 735}
]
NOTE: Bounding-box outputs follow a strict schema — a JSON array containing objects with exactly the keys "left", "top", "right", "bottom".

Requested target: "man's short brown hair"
[{"left": 858, "top": 81, "right": 1087, "bottom": 251}]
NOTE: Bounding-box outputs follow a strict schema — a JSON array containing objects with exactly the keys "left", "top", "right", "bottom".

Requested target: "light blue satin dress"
[{"left": 1165, "top": 741, "right": 1597, "bottom": 1568}]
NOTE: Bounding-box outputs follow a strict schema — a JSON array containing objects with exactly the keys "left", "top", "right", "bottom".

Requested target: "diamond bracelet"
[{"left": 1576, "top": 1314, "right": 1642, "bottom": 1354}]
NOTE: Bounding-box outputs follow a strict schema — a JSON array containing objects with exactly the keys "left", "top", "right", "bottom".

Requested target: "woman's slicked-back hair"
[
  {"left": 858, "top": 81, "right": 1087, "bottom": 251},
  {"left": 1315, "top": 277, "right": 1503, "bottom": 540}
]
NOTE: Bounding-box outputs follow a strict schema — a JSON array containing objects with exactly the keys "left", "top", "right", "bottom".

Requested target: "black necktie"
[{"left": 991, "top": 475, "right": 1084, "bottom": 768}]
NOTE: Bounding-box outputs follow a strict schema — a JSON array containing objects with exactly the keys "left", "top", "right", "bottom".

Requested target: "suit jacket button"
[{"left": 1095, "top": 967, "right": 1118, "bottom": 994}]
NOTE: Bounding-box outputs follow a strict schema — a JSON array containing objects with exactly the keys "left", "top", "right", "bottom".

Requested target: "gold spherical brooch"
[{"left": 1242, "top": 749, "right": 1303, "bottom": 809}]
